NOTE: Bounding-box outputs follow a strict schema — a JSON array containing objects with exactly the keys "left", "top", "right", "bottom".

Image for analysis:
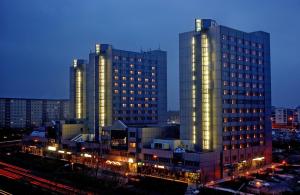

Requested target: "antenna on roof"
[{"left": 158, "top": 43, "right": 161, "bottom": 50}]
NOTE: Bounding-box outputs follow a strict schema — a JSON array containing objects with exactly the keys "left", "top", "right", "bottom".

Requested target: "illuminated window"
[{"left": 129, "top": 142, "right": 136, "bottom": 148}]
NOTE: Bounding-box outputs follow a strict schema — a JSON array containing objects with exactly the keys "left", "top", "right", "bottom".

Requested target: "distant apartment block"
[
  {"left": 179, "top": 19, "right": 272, "bottom": 179},
  {"left": 0, "top": 98, "right": 69, "bottom": 128},
  {"left": 70, "top": 44, "right": 167, "bottom": 140},
  {"left": 271, "top": 106, "right": 299, "bottom": 129}
]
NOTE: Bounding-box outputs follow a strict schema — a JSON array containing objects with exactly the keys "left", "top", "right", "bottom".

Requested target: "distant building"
[
  {"left": 179, "top": 19, "right": 272, "bottom": 179},
  {"left": 166, "top": 111, "right": 180, "bottom": 124},
  {"left": 0, "top": 98, "right": 69, "bottom": 128},
  {"left": 272, "top": 106, "right": 299, "bottom": 129},
  {"left": 70, "top": 44, "right": 167, "bottom": 141}
]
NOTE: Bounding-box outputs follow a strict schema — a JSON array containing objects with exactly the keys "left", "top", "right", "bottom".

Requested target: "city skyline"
[{"left": 1, "top": 0, "right": 300, "bottom": 110}]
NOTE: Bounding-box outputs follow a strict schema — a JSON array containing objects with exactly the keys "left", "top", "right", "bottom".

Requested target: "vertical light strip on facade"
[
  {"left": 99, "top": 56, "right": 105, "bottom": 127},
  {"left": 192, "top": 37, "right": 196, "bottom": 144},
  {"left": 76, "top": 69, "right": 82, "bottom": 119},
  {"left": 201, "top": 33, "right": 210, "bottom": 150}
]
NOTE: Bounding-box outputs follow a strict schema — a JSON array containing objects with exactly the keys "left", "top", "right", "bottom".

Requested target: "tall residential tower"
[
  {"left": 180, "top": 19, "right": 272, "bottom": 178},
  {"left": 70, "top": 44, "right": 167, "bottom": 141},
  {"left": 70, "top": 59, "right": 87, "bottom": 120}
]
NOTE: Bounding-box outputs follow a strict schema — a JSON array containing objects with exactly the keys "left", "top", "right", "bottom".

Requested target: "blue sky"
[{"left": 0, "top": 0, "right": 300, "bottom": 110}]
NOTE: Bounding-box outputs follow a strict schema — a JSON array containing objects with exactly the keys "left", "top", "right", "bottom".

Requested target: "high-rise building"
[
  {"left": 179, "top": 19, "right": 272, "bottom": 178},
  {"left": 69, "top": 59, "right": 87, "bottom": 120},
  {"left": 70, "top": 44, "right": 167, "bottom": 141},
  {"left": 0, "top": 98, "right": 69, "bottom": 128}
]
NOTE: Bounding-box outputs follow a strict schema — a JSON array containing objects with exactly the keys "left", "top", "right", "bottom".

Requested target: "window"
[{"left": 129, "top": 142, "right": 136, "bottom": 148}]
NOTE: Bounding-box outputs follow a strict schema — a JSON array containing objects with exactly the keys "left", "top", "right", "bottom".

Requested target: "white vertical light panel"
[{"left": 201, "top": 34, "right": 210, "bottom": 150}]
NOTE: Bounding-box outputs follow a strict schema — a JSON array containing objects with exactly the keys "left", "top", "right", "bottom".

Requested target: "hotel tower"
[
  {"left": 70, "top": 44, "right": 167, "bottom": 141},
  {"left": 180, "top": 19, "right": 272, "bottom": 177}
]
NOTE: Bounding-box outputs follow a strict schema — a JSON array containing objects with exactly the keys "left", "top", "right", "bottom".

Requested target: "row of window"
[
  {"left": 113, "top": 71, "right": 156, "bottom": 77},
  {"left": 113, "top": 116, "right": 158, "bottom": 121},
  {"left": 114, "top": 76, "right": 156, "bottom": 81},
  {"left": 113, "top": 56, "right": 159, "bottom": 64},
  {"left": 222, "top": 54, "right": 264, "bottom": 65},
  {"left": 113, "top": 67, "right": 156, "bottom": 73},
  {"left": 113, "top": 97, "right": 157, "bottom": 102},
  {"left": 223, "top": 90, "right": 264, "bottom": 97},
  {"left": 224, "top": 133, "right": 264, "bottom": 141},
  {"left": 223, "top": 108, "right": 264, "bottom": 114},
  {"left": 222, "top": 45, "right": 264, "bottom": 56},
  {"left": 113, "top": 90, "right": 157, "bottom": 95},
  {"left": 223, "top": 125, "right": 264, "bottom": 131},
  {"left": 118, "top": 103, "right": 157, "bottom": 108},
  {"left": 223, "top": 141, "right": 264, "bottom": 151},
  {"left": 221, "top": 35, "right": 264, "bottom": 49},
  {"left": 113, "top": 83, "right": 157, "bottom": 89},
  {"left": 223, "top": 117, "right": 264, "bottom": 123},
  {"left": 223, "top": 99, "right": 265, "bottom": 105},
  {"left": 113, "top": 110, "right": 157, "bottom": 114},
  {"left": 223, "top": 62, "right": 265, "bottom": 72},
  {"left": 223, "top": 81, "right": 264, "bottom": 88},
  {"left": 114, "top": 72, "right": 156, "bottom": 82}
]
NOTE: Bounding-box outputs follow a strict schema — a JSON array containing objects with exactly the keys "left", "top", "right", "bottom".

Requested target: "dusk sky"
[{"left": 0, "top": 0, "right": 299, "bottom": 110}]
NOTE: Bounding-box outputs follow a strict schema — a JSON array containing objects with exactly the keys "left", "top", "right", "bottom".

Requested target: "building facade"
[
  {"left": 69, "top": 59, "right": 87, "bottom": 120},
  {"left": 179, "top": 19, "right": 272, "bottom": 179},
  {"left": 271, "top": 106, "right": 299, "bottom": 129},
  {"left": 0, "top": 98, "right": 69, "bottom": 128},
  {"left": 70, "top": 44, "right": 167, "bottom": 141}
]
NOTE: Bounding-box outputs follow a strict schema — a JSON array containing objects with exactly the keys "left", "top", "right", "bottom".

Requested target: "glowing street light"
[
  {"left": 47, "top": 146, "right": 57, "bottom": 151},
  {"left": 128, "top": 158, "right": 134, "bottom": 163}
]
